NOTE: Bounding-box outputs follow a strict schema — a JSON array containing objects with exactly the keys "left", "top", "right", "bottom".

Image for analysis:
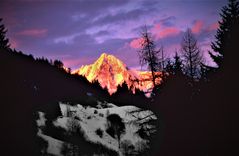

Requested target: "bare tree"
[
  {"left": 158, "top": 45, "right": 166, "bottom": 78},
  {"left": 138, "top": 26, "right": 160, "bottom": 87},
  {"left": 181, "top": 28, "right": 203, "bottom": 80}
]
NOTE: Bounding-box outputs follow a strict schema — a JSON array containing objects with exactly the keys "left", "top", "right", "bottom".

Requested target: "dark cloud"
[
  {"left": 91, "top": 2, "right": 159, "bottom": 26},
  {"left": 94, "top": 30, "right": 110, "bottom": 36},
  {"left": 158, "top": 16, "right": 177, "bottom": 27}
]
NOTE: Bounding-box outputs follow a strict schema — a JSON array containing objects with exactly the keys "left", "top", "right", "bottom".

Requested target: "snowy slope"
[
  {"left": 36, "top": 101, "right": 158, "bottom": 156},
  {"left": 36, "top": 112, "right": 64, "bottom": 156},
  {"left": 56, "top": 102, "right": 156, "bottom": 153}
]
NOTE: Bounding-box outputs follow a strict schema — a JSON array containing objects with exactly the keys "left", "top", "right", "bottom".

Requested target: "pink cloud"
[
  {"left": 192, "top": 20, "right": 204, "bottom": 34},
  {"left": 17, "top": 29, "right": 48, "bottom": 37},
  {"left": 208, "top": 22, "right": 219, "bottom": 31},
  {"left": 9, "top": 38, "right": 19, "bottom": 49},
  {"left": 157, "top": 27, "right": 180, "bottom": 39},
  {"left": 129, "top": 37, "right": 144, "bottom": 49},
  {"left": 151, "top": 24, "right": 180, "bottom": 39}
]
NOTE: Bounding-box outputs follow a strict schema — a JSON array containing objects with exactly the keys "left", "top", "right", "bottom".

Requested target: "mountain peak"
[
  {"left": 100, "top": 52, "right": 108, "bottom": 58},
  {"left": 73, "top": 53, "right": 162, "bottom": 95},
  {"left": 98, "top": 53, "right": 124, "bottom": 67}
]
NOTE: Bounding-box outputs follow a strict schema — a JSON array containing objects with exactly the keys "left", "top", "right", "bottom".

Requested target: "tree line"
[{"left": 138, "top": 26, "right": 204, "bottom": 89}]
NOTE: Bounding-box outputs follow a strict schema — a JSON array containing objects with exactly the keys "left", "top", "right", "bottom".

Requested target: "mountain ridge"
[{"left": 72, "top": 53, "right": 162, "bottom": 95}]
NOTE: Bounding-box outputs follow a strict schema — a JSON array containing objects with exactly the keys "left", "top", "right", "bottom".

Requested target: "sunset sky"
[{"left": 1, "top": 0, "right": 226, "bottom": 70}]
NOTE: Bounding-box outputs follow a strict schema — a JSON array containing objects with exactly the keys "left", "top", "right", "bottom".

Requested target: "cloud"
[
  {"left": 53, "top": 33, "right": 82, "bottom": 44},
  {"left": 152, "top": 24, "right": 181, "bottom": 39},
  {"left": 207, "top": 22, "right": 219, "bottom": 31},
  {"left": 17, "top": 29, "right": 48, "bottom": 37},
  {"left": 92, "top": 8, "right": 152, "bottom": 26},
  {"left": 157, "top": 27, "right": 181, "bottom": 39},
  {"left": 192, "top": 20, "right": 204, "bottom": 34},
  {"left": 63, "top": 57, "right": 95, "bottom": 69},
  {"left": 115, "top": 42, "right": 140, "bottom": 68},
  {"left": 129, "top": 38, "right": 144, "bottom": 49},
  {"left": 9, "top": 38, "right": 19, "bottom": 49},
  {"left": 0, "top": 0, "right": 225, "bottom": 69},
  {"left": 156, "top": 16, "right": 176, "bottom": 27}
]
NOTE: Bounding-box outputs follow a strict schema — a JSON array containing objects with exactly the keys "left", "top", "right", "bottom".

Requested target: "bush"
[
  {"left": 106, "top": 114, "right": 125, "bottom": 149},
  {"left": 66, "top": 118, "right": 80, "bottom": 134},
  {"left": 74, "top": 116, "right": 81, "bottom": 121},
  {"left": 120, "top": 140, "right": 136, "bottom": 156},
  {"left": 99, "top": 113, "right": 104, "bottom": 117},
  {"left": 95, "top": 128, "right": 103, "bottom": 138}
]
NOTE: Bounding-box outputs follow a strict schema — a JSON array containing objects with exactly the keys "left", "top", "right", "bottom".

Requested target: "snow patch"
[
  {"left": 38, "top": 131, "right": 64, "bottom": 156},
  {"left": 36, "top": 112, "right": 46, "bottom": 127}
]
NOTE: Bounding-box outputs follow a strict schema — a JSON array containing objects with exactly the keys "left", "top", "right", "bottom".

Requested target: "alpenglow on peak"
[{"left": 72, "top": 53, "right": 162, "bottom": 95}]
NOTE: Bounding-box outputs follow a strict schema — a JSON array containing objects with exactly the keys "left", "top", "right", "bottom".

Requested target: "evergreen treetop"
[
  {"left": 0, "top": 18, "right": 10, "bottom": 49},
  {"left": 209, "top": 0, "right": 239, "bottom": 68}
]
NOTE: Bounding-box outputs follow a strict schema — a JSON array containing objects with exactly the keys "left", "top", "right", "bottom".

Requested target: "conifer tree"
[
  {"left": 165, "top": 52, "right": 183, "bottom": 75},
  {"left": 0, "top": 18, "right": 10, "bottom": 49},
  {"left": 165, "top": 59, "right": 173, "bottom": 75},
  {"left": 173, "top": 52, "right": 183, "bottom": 74},
  {"left": 209, "top": 0, "right": 239, "bottom": 69}
]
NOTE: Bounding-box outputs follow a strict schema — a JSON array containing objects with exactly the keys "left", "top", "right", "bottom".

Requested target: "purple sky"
[{"left": 1, "top": 0, "right": 226, "bottom": 70}]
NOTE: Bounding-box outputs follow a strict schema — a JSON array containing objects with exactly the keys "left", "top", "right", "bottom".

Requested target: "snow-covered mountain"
[{"left": 72, "top": 53, "right": 162, "bottom": 95}]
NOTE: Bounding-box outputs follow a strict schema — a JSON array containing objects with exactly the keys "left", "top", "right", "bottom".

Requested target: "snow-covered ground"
[{"left": 36, "top": 101, "right": 157, "bottom": 156}]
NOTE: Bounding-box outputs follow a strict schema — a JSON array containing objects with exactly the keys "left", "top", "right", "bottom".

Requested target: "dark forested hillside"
[
  {"left": 151, "top": 1, "right": 239, "bottom": 155},
  {"left": 0, "top": 47, "right": 114, "bottom": 155},
  {"left": 0, "top": 47, "right": 153, "bottom": 156}
]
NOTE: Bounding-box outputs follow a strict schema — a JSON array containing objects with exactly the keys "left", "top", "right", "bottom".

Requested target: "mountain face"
[{"left": 72, "top": 53, "right": 162, "bottom": 95}]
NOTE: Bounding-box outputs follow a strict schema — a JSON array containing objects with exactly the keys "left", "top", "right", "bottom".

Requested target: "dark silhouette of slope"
[{"left": 0, "top": 48, "right": 113, "bottom": 155}]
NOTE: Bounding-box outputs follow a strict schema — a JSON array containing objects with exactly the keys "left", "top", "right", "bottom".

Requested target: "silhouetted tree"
[
  {"left": 165, "top": 59, "right": 174, "bottom": 75},
  {"left": 106, "top": 114, "right": 125, "bottom": 149},
  {"left": 181, "top": 28, "right": 203, "bottom": 80},
  {"left": 199, "top": 63, "right": 209, "bottom": 81},
  {"left": 165, "top": 52, "right": 183, "bottom": 76},
  {"left": 159, "top": 46, "right": 166, "bottom": 79},
  {"left": 67, "top": 67, "right": 72, "bottom": 74},
  {"left": 209, "top": 0, "right": 239, "bottom": 69},
  {"left": 36, "top": 57, "right": 50, "bottom": 65},
  {"left": 138, "top": 26, "right": 160, "bottom": 87},
  {"left": 173, "top": 52, "right": 183, "bottom": 74},
  {"left": 116, "top": 82, "right": 129, "bottom": 94},
  {"left": 0, "top": 18, "right": 10, "bottom": 49},
  {"left": 54, "top": 60, "right": 64, "bottom": 69}
]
